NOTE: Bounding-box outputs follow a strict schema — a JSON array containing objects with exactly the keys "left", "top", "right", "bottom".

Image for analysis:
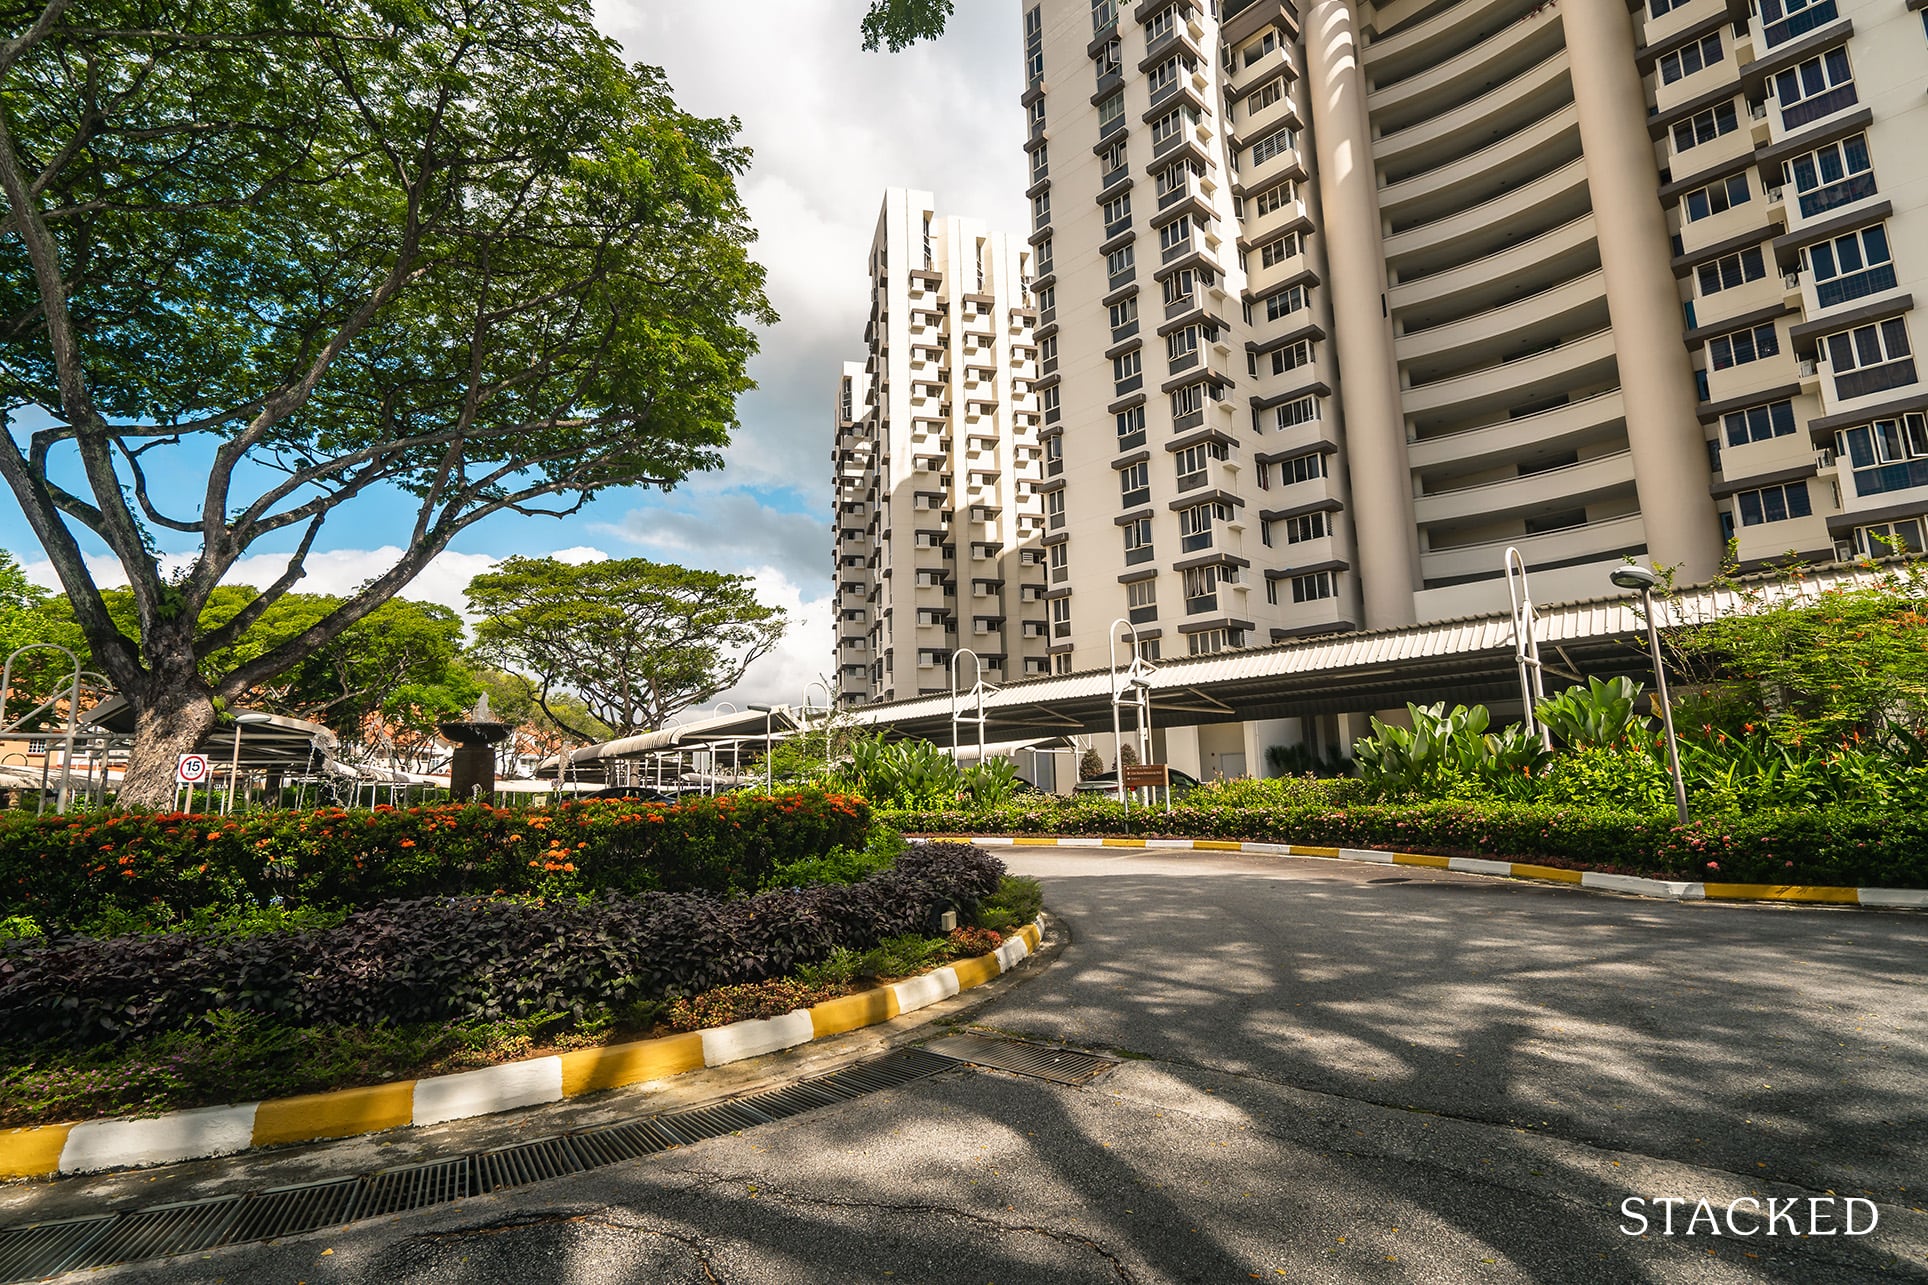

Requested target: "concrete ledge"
[{"left": 1, "top": 919, "right": 1048, "bottom": 1181}]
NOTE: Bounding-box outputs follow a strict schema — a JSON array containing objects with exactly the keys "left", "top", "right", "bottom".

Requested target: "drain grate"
[
  {"left": 0, "top": 1048, "right": 951, "bottom": 1283},
  {"left": 0, "top": 1217, "right": 113, "bottom": 1283},
  {"left": 923, "top": 1034, "right": 1119, "bottom": 1086}
]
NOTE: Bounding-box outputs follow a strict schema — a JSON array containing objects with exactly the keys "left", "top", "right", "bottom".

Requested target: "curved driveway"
[{"left": 42, "top": 847, "right": 1928, "bottom": 1283}]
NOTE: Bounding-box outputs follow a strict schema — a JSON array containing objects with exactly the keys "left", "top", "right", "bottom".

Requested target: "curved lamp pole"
[
  {"left": 747, "top": 704, "right": 776, "bottom": 794},
  {"left": 802, "top": 679, "right": 834, "bottom": 778},
  {"left": 1610, "top": 566, "right": 1690, "bottom": 825}
]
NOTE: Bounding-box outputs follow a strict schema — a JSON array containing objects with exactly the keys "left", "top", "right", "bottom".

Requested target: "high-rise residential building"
[
  {"left": 834, "top": 190, "right": 1051, "bottom": 706},
  {"left": 1019, "top": 0, "right": 1928, "bottom": 673}
]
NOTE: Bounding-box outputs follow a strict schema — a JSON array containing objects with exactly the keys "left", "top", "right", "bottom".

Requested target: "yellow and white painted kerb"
[
  {"left": 948, "top": 835, "right": 1928, "bottom": 910},
  {"left": 0, "top": 919, "right": 1045, "bottom": 1182}
]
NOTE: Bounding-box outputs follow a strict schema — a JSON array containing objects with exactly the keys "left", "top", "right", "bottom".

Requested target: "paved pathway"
[{"left": 20, "top": 847, "right": 1928, "bottom": 1283}]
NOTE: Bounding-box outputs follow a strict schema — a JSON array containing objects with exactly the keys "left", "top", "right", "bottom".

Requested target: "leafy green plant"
[
  {"left": 961, "top": 757, "right": 1021, "bottom": 807},
  {"left": 1264, "top": 742, "right": 1351, "bottom": 777},
  {"left": 971, "top": 874, "right": 1043, "bottom": 932},
  {"left": 1535, "top": 746, "right": 1672, "bottom": 812},
  {"left": 1352, "top": 702, "right": 1494, "bottom": 796},
  {"left": 843, "top": 737, "right": 964, "bottom": 808},
  {"left": 1536, "top": 676, "right": 1647, "bottom": 750},
  {"left": 762, "top": 825, "right": 906, "bottom": 889}
]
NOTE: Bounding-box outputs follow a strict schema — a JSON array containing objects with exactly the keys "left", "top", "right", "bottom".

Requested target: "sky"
[{"left": 5, "top": 0, "right": 1032, "bottom": 713}]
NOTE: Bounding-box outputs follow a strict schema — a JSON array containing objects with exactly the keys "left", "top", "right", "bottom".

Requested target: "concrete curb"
[
  {"left": 943, "top": 835, "right": 1928, "bottom": 910},
  {"left": 0, "top": 919, "right": 1046, "bottom": 1182}
]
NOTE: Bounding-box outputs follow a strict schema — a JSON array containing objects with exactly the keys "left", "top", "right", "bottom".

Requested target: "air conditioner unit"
[{"left": 1835, "top": 541, "right": 1856, "bottom": 562}]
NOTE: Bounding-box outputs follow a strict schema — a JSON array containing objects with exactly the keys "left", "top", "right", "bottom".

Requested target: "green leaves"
[
  {"left": 1535, "top": 676, "right": 1647, "bottom": 751},
  {"left": 859, "top": 0, "right": 955, "bottom": 51},
  {"left": 464, "top": 555, "right": 787, "bottom": 738}
]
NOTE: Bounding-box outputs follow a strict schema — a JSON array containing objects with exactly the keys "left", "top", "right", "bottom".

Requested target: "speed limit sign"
[{"left": 175, "top": 753, "right": 210, "bottom": 784}]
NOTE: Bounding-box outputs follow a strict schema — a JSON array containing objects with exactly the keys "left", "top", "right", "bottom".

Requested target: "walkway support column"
[
  {"left": 1304, "top": 0, "right": 1418, "bottom": 629},
  {"left": 1562, "top": 0, "right": 1722, "bottom": 585}
]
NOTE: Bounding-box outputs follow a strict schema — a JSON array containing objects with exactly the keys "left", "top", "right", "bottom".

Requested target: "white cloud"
[
  {"left": 591, "top": 486, "right": 828, "bottom": 590},
  {"left": 704, "top": 566, "right": 837, "bottom": 712}
]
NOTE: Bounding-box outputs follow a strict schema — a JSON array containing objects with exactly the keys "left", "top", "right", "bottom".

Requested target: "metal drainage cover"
[
  {"left": 923, "top": 1034, "right": 1119, "bottom": 1086},
  {"left": 0, "top": 1048, "right": 952, "bottom": 1284}
]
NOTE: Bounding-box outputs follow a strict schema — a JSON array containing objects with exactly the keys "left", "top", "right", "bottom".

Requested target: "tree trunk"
[{"left": 119, "top": 677, "right": 220, "bottom": 810}]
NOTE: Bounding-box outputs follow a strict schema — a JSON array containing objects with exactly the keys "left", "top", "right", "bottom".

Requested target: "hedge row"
[
  {"left": 0, "top": 790, "right": 870, "bottom": 929},
  {"left": 0, "top": 842, "right": 1003, "bottom": 1050},
  {"left": 880, "top": 800, "right": 1928, "bottom": 888}
]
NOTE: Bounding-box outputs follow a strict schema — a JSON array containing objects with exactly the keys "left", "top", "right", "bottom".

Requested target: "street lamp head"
[
  {"left": 1610, "top": 565, "right": 1658, "bottom": 592},
  {"left": 746, "top": 703, "right": 775, "bottom": 713}
]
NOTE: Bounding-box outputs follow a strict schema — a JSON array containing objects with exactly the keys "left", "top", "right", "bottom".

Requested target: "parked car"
[{"left": 1072, "top": 767, "right": 1202, "bottom": 796}]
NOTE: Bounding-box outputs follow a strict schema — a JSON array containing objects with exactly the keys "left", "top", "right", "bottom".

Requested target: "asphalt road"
[{"left": 25, "top": 846, "right": 1928, "bottom": 1284}]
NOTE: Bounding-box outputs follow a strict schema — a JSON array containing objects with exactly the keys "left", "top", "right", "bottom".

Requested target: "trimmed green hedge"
[
  {"left": 0, "top": 790, "right": 870, "bottom": 930},
  {"left": 880, "top": 800, "right": 1928, "bottom": 887}
]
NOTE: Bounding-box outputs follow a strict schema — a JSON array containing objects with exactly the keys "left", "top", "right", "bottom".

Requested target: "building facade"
[
  {"left": 834, "top": 190, "right": 1051, "bottom": 706},
  {"left": 1018, "top": 0, "right": 1928, "bottom": 673}
]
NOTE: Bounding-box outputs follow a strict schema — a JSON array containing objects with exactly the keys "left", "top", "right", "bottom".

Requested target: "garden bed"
[{"left": 881, "top": 799, "right": 1928, "bottom": 889}]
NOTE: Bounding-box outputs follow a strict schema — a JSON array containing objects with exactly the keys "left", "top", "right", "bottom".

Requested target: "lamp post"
[
  {"left": 747, "top": 704, "right": 775, "bottom": 794},
  {"left": 226, "top": 712, "right": 274, "bottom": 815},
  {"left": 1610, "top": 566, "right": 1690, "bottom": 825}
]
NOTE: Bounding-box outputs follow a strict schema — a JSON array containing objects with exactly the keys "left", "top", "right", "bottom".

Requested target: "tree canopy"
[
  {"left": 861, "top": 0, "right": 954, "bottom": 50},
  {"left": 0, "top": 0, "right": 774, "bottom": 802},
  {"left": 465, "top": 555, "right": 786, "bottom": 739}
]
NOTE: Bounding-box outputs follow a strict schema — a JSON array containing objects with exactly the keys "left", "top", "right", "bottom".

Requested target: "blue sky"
[{"left": 5, "top": 1, "right": 1030, "bottom": 707}]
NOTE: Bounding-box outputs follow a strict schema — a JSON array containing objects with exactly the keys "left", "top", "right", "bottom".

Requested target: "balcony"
[
  {"left": 1402, "top": 328, "right": 1619, "bottom": 425},
  {"left": 1759, "top": 0, "right": 1837, "bottom": 50},
  {"left": 1812, "top": 263, "right": 1897, "bottom": 312},
  {"left": 1378, "top": 105, "right": 1579, "bottom": 228},
  {"left": 1373, "top": 51, "right": 1570, "bottom": 171},
  {"left": 1414, "top": 450, "right": 1637, "bottom": 526},
  {"left": 1419, "top": 512, "right": 1647, "bottom": 583},
  {"left": 1795, "top": 171, "right": 1877, "bottom": 222},
  {"left": 1831, "top": 358, "right": 1918, "bottom": 402},
  {"left": 1781, "top": 83, "right": 1858, "bottom": 133},
  {"left": 1395, "top": 270, "right": 1609, "bottom": 380},
  {"left": 1388, "top": 213, "right": 1595, "bottom": 319},
  {"left": 1382, "top": 157, "right": 1590, "bottom": 278}
]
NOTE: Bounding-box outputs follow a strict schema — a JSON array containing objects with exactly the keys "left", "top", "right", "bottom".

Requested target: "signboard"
[
  {"left": 175, "top": 753, "right": 210, "bottom": 785},
  {"left": 1121, "top": 763, "right": 1170, "bottom": 790}
]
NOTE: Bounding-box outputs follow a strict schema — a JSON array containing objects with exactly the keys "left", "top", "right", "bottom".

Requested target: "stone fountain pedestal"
[{"left": 438, "top": 695, "right": 513, "bottom": 802}]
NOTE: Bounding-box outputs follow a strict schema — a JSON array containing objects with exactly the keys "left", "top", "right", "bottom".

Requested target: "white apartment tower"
[
  {"left": 1021, "top": 0, "right": 1928, "bottom": 672},
  {"left": 834, "top": 190, "right": 1051, "bottom": 706}
]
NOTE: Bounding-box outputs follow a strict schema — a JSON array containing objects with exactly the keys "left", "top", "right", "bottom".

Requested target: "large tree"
[
  {"left": 860, "top": 0, "right": 953, "bottom": 51},
  {"left": 0, "top": 0, "right": 774, "bottom": 804},
  {"left": 465, "top": 555, "right": 786, "bottom": 740}
]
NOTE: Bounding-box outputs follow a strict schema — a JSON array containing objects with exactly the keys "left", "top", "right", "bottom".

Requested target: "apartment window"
[
  {"left": 1171, "top": 382, "right": 1205, "bottom": 417},
  {"left": 1112, "top": 348, "right": 1143, "bottom": 394},
  {"left": 1167, "top": 325, "right": 1200, "bottom": 370},
  {"left": 1761, "top": 0, "right": 1838, "bottom": 46},
  {"left": 1248, "top": 127, "right": 1294, "bottom": 168},
  {"left": 1116, "top": 405, "right": 1147, "bottom": 448},
  {"left": 1102, "top": 191, "right": 1132, "bottom": 238},
  {"left": 1282, "top": 450, "right": 1326, "bottom": 484},
  {"left": 1291, "top": 570, "right": 1335, "bottom": 603},
  {"left": 1050, "top": 596, "right": 1071, "bottom": 638},
  {"left": 1091, "top": 0, "right": 1116, "bottom": 34},
  {"left": 1151, "top": 107, "right": 1194, "bottom": 152},
  {"left": 1035, "top": 235, "right": 1053, "bottom": 274},
  {"left": 1776, "top": 48, "right": 1855, "bottom": 130},
  {"left": 1284, "top": 511, "right": 1328, "bottom": 544},
  {"left": 1697, "top": 247, "right": 1766, "bottom": 296},
  {"left": 1736, "top": 480, "right": 1813, "bottom": 526},
  {"left": 1146, "top": 5, "right": 1175, "bottom": 44},
  {"left": 1854, "top": 516, "right": 1927, "bottom": 556},
  {"left": 1028, "top": 96, "right": 1046, "bottom": 134},
  {"left": 1787, "top": 134, "right": 1874, "bottom": 220},
  {"left": 1039, "top": 333, "right": 1059, "bottom": 375},
  {"left": 1031, "top": 190, "right": 1051, "bottom": 234},
  {"left": 1030, "top": 145, "right": 1049, "bottom": 184},
  {"left": 1148, "top": 56, "right": 1181, "bottom": 102},
  {"left": 1156, "top": 160, "right": 1200, "bottom": 205},
  {"left": 1049, "top": 540, "right": 1070, "bottom": 582},
  {"left": 1245, "top": 77, "right": 1285, "bottom": 117},
  {"left": 1188, "top": 627, "right": 1245, "bottom": 656},
  {"left": 1252, "top": 182, "right": 1296, "bottom": 219},
  {"left": 1825, "top": 317, "right": 1914, "bottom": 399},
  {"left": 1099, "top": 138, "right": 1128, "bottom": 186},
  {"left": 1808, "top": 224, "right": 1896, "bottom": 309},
  {"left": 1042, "top": 383, "right": 1061, "bottom": 424},
  {"left": 1839, "top": 414, "right": 1928, "bottom": 488},
  {"left": 1098, "top": 90, "right": 1126, "bottom": 135},
  {"left": 1046, "top": 488, "right": 1067, "bottom": 530},
  {"left": 1274, "top": 395, "right": 1320, "bottom": 429},
  {"left": 1175, "top": 440, "right": 1227, "bottom": 490},
  {"left": 1024, "top": 6, "right": 1043, "bottom": 84},
  {"left": 1122, "top": 515, "right": 1154, "bottom": 563},
  {"left": 1178, "top": 501, "right": 1228, "bottom": 551},
  {"left": 1036, "top": 283, "right": 1056, "bottom": 320},
  {"left": 1648, "top": 0, "right": 1685, "bottom": 15},
  {"left": 1258, "top": 233, "right": 1300, "bottom": 268},
  {"left": 1106, "top": 243, "right": 1136, "bottom": 288},
  {"left": 1241, "top": 28, "right": 1279, "bottom": 66},
  {"left": 1709, "top": 321, "right": 1780, "bottom": 370},
  {"left": 1684, "top": 173, "right": 1749, "bottom": 222},
  {"left": 1162, "top": 269, "right": 1196, "bottom": 310},
  {"left": 1262, "top": 284, "right": 1307, "bottom": 322},
  {"left": 1095, "top": 37, "right": 1121, "bottom": 81},
  {"left": 1672, "top": 101, "right": 1739, "bottom": 153},
  {"left": 1159, "top": 216, "right": 1193, "bottom": 261},
  {"left": 1118, "top": 460, "right": 1150, "bottom": 508},
  {"left": 1723, "top": 400, "right": 1797, "bottom": 447},
  {"left": 1268, "top": 339, "right": 1312, "bottom": 376},
  {"left": 1109, "top": 295, "right": 1138, "bottom": 342},
  {"left": 1659, "top": 32, "right": 1723, "bottom": 84},
  {"left": 1181, "top": 565, "right": 1221, "bottom": 614},
  {"left": 1126, "top": 578, "right": 1157, "bottom": 623}
]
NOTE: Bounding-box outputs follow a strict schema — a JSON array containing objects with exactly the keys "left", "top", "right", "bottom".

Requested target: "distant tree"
[
  {"left": 0, "top": 0, "right": 773, "bottom": 804},
  {"left": 1078, "top": 746, "right": 1105, "bottom": 781},
  {"left": 465, "top": 557, "right": 787, "bottom": 740},
  {"left": 0, "top": 550, "right": 87, "bottom": 712},
  {"left": 472, "top": 666, "right": 610, "bottom": 771},
  {"left": 861, "top": 0, "right": 954, "bottom": 50}
]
